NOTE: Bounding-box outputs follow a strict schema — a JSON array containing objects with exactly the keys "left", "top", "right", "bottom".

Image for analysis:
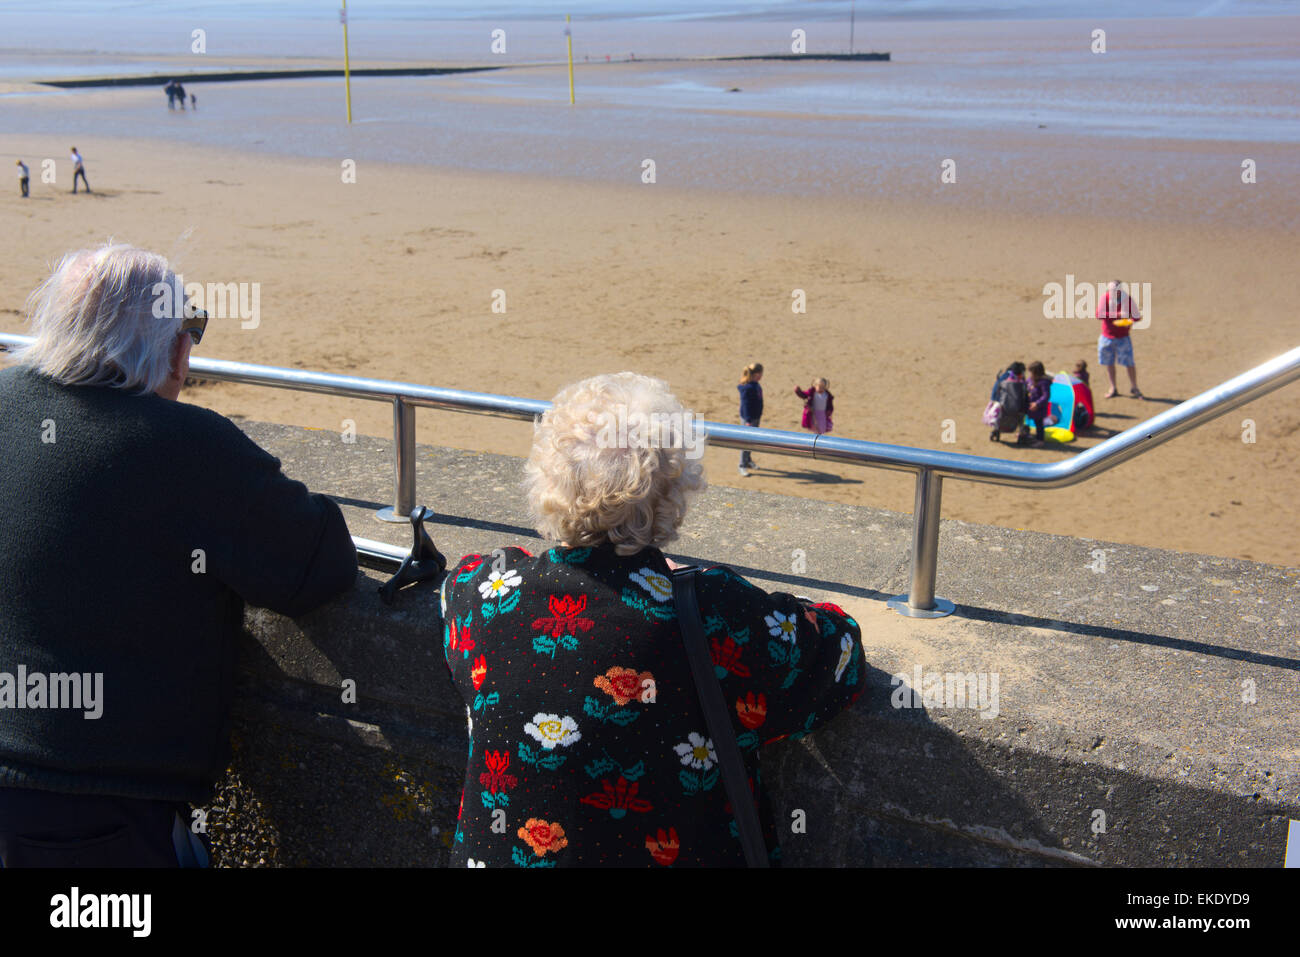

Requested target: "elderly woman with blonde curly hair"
[{"left": 440, "top": 372, "right": 865, "bottom": 868}]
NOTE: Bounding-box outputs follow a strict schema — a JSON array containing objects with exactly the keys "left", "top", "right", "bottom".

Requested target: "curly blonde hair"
[{"left": 525, "top": 373, "right": 707, "bottom": 555}]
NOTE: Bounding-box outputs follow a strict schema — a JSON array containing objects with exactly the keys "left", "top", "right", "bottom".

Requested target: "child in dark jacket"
[
  {"left": 737, "top": 362, "right": 763, "bottom": 474},
  {"left": 1025, "top": 360, "right": 1051, "bottom": 446},
  {"left": 990, "top": 361, "right": 1026, "bottom": 401}
]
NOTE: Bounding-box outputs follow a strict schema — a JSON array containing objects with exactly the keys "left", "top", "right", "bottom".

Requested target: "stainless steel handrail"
[{"left": 4, "top": 332, "right": 1297, "bottom": 618}]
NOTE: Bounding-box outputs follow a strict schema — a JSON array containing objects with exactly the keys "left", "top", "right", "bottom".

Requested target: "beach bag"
[{"left": 982, "top": 400, "right": 1001, "bottom": 427}]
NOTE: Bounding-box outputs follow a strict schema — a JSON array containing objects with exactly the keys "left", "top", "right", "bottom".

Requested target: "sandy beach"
[
  {"left": 3, "top": 130, "right": 1297, "bottom": 566},
  {"left": 2, "top": 13, "right": 1297, "bottom": 567}
]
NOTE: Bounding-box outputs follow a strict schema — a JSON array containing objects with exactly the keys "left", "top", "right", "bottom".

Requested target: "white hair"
[
  {"left": 525, "top": 373, "right": 707, "bottom": 556},
  {"left": 16, "top": 243, "right": 182, "bottom": 394}
]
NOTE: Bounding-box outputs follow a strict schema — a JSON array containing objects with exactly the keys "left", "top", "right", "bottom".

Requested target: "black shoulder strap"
[{"left": 672, "top": 566, "right": 770, "bottom": 868}]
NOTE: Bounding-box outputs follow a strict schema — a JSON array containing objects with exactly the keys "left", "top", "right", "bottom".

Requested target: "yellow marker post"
[
  {"left": 565, "top": 15, "right": 575, "bottom": 105},
  {"left": 341, "top": 0, "right": 353, "bottom": 123}
]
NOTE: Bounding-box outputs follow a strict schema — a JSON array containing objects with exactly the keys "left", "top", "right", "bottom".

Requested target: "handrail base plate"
[{"left": 887, "top": 595, "right": 956, "bottom": 619}]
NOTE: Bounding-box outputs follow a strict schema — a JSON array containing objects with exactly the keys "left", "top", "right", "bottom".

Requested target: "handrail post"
[
  {"left": 377, "top": 397, "right": 419, "bottom": 523},
  {"left": 888, "top": 468, "right": 955, "bottom": 618}
]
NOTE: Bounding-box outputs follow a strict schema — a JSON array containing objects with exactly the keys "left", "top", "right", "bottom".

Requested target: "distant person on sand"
[
  {"left": 795, "top": 377, "right": 833, "bottom": 435},
  {"left": 165, "top": 80, "right": 177, "bottom": 109},
  {"left": 1025, "top": 361, "right": 1050, "bottom": 447},
  {"left": 989, "top": 360, "right": 1025, "bottom": 402},
  {"left": 69, "top": 147, "right": 89, "bottom": 194},
  {"left": 1096, "top": 279, "right": 1143, "bottom": 399},
  {"left": 986, "top": 361, "right": 1027, "bottom": 443},
  {"left": 16, "top": 159, "right": 29, "bottom": 198},
  {"left": 737, "top": 362, "right": 763, "bottom": 476},
  {"left": 190, "top": 92, "right": 197, "bottom": 110},
  {"left": 1072, "top": 359, "right": 1096, "bottom": 431},
  {"left": 175, "top": 83, "right": 187, "bottom": 109}
]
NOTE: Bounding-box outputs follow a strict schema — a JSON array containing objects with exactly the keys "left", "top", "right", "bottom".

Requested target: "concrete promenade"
[{"left": 208, "top": 420, "right": 1299, "bottom": 866}]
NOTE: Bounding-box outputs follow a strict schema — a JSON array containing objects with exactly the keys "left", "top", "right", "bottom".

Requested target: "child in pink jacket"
[{"left": 795, "top": 378, "right": 834, "bottom": 435}]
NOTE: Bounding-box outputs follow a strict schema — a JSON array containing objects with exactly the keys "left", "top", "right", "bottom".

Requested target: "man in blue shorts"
[{"left": 1096, "top": 279, "right": 1143, "bottom": 399}]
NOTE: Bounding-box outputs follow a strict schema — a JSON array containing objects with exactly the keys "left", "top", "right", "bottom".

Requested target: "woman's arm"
[{"left": 693, "top": 565, "right": 866, "bottom": 745}]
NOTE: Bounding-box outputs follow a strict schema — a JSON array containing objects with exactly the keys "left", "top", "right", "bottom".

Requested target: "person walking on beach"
[
  {"left": 795, "top": 377, "right": 834, "bottom": 435},
  {"left": 16, "top": 160, "right": 29, "bottom": 198},
  {"left": 1096, "top": 279, "right": 1143, "bottom": 399},
  {"left": 190, "top": 92, "right": 197, "bottom": 110},
  {"left": 69, "top": 147, "right": 89, "bottom": 194},
  {"left": 165, "top": 80, "right": 177, "bottom": 109},
  {"left": 737, "top": 362, "right": 763, "bottom": 476},
  {"left": 175, "top": 83, "right": 187, "bottom": 110}
]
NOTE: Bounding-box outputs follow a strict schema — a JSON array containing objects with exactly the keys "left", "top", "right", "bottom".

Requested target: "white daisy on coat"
[
  {"left": 674, "top": 732, "right": 717, "bottom": 771},
  {"left": 765, "top": 610, "right": 797, "bottom": 642},
  {"left": 479, "top": 567, "right": 522, "bottom": 599},
  {"left": 630, "top": 567, "right": 673, "bottom": 602},
  {"left": 525, "top": 713, "right": 582, "bottom": 750}
]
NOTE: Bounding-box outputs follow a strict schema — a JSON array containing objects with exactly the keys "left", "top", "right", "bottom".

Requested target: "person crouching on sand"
[
  {"left": 737, "top": 362, "right": 763, "bottom": 476},
  {"left": 795, "top": 377, "right": 833, "bottom": 435}
]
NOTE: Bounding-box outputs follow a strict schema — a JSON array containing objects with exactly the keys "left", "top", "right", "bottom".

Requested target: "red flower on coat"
[
  {"left": 531, "top": 594, "right": 595, "bottom": 638},
  {"left": 471, "top": 655, "right": 487, "bottom": 691},
  {"left": 736, "top": 692, "right": 767, "bottom": 730},
  {"left": 448, "top": 619, "right": 474, "bottom": 655},
  {"left": 645, "top": 827, "right": 680, "bottom": 867},
  {"left": 710, "top": 636, "right": 751, "bottom": 678},
  {"left": 479, "top": 750, "right": 518, "bottom": 794},
  {"left": 810, "top": 601, "right": 848, "bottom": 618},
  {"left": 581, "top": 777, "right": 653, "bottom": 819}
]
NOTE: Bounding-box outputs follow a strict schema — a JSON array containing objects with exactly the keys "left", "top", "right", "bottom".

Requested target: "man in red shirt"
[{"left": 1096, "top": 279, "right": 1143, "bottom": 399}]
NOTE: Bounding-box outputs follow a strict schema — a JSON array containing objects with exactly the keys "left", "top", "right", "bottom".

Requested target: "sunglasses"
[{"left": 179, "top": 303, "right": 208, "bottom": 346}]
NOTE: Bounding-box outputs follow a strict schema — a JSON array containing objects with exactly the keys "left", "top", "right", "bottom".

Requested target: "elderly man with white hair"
[
  {"left": 0, "top": 243, "right": 357, "bottom": 867},
  {"left": 440, "top": 372, "right": 866, "bottom": 868}
]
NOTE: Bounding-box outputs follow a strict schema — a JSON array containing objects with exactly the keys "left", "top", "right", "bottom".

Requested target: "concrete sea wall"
[{"left": 206, "top": 421, "right": 1299, "bottom": 867}]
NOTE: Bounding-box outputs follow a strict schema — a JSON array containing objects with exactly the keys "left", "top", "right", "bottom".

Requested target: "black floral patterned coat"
[{"left": 440, "top": 542, "right": 865, "bottom": 867}]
